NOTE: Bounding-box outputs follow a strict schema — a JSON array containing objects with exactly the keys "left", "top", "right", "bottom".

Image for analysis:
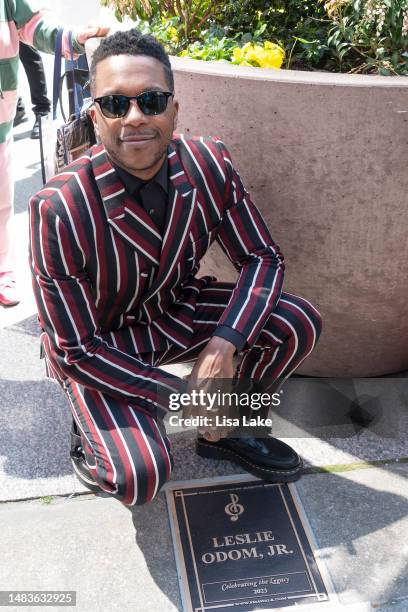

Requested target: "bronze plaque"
[{"left": 166, "top": 476, "right": 336, "bottom": 611}]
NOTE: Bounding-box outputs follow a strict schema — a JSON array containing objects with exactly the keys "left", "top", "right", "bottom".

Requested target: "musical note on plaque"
[{"left": 224, "top": 493, "right": 244, "bottom": 521}]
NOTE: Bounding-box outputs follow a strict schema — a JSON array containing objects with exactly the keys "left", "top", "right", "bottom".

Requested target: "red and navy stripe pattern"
[
  {"left": 62, "top": 282, "right": 321, "bottom": 506},
  {"left": 28, "top": 134, "right": 321, "bottom": 506},
  {"left": 29, "top": 135, "right": 285, "bottom": 408}
]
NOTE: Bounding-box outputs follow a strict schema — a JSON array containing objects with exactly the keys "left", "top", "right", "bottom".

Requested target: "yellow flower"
[
  {"left": 168, "top": 26, "right": 179, "bottom": 43},
  {"left": 261, "top": 41, "right": 285, "bottom": 68},
  {"left": 231, "top": 40, "right": 284, "bottom": 69},
  {"left": 254, "top": 50, "right": 269, "bottom": 67},
  {"left": 232, "top": 47, "right": 244, "bottom": 61},
  {"left": 246, "top": 44, "right": 264, "bottom": 63}
]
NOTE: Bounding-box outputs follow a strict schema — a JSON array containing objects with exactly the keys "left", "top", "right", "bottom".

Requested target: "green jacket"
[{"left": 0, "top": 0, "right": 83, "bottom": 142}]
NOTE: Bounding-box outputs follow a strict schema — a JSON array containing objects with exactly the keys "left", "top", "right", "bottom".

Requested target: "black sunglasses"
[{"left": 93, "top": 90, "right": 174, "bottom": 118}]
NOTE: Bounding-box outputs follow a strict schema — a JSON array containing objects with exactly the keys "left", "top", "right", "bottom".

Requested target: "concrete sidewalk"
[
  {"left": 0, "top": 41, "right": 407, "bottom": 612},
  {"left": 0, "top": 465, "right": 407, "bottom": 611}
]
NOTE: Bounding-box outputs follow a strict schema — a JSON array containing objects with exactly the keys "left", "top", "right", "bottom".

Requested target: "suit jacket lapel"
[
  {"left": 142, "top": 141, "right": 197, "bottom": 304},
  {"left": 91, "top": 144, "right": 162, "bottom": 267}
]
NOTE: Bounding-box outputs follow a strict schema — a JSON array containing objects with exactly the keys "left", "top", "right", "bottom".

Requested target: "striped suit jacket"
[{"left": 29, "top": 135, "right": 285, "bottom": 405}]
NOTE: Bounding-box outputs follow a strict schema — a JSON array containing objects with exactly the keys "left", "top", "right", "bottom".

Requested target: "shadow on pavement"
[
  {"left": 297, "top": 463, "right": 408, "bottom": 607},
  {"left": 0, "top": 377, "right": 73, "bottom": 479},
  {"left": 130, "top": 494, "right": 182, "bottom": 610},
  {"left": 5, "top": 313, "right": 41, "bottom": 337},
  {"left": 13, "top": 128, "right": 32, "bottom": 142}
]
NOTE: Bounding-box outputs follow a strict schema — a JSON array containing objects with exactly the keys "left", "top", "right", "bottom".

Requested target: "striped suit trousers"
[{"left": 61, "top": 282, "right": 322, "bottom": 506}]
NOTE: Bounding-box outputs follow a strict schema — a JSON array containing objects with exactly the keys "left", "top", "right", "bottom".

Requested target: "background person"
[{"left": 0, "top": 0, "right": 109, "bottom": 306}]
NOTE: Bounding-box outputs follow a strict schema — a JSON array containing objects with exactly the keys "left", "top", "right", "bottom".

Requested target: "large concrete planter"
[
  {"left": 86, "top": 40, "right": 408, "bottom": 376},
  {"left": 170, "top": 57, "right": 408, "bottom": 377}
]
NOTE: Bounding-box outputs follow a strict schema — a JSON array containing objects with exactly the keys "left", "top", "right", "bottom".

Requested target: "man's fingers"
[{"left": 203, "top": 430, "right": 222, "bottom": 442}]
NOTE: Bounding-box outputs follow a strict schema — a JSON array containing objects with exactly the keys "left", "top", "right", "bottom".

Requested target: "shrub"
[
  {"left": 100, "top": 0, "right": 224, "bottom": 43},
  {"left": 221, "top": 0, "right": 332, "bottom": 69},
  {"left": 322, "top": 0, "right": 408, "bottom": 74},
  {"left": 101, "top": 0, "right": 287, "bottom": 67},
  {"left": 100, "top": 0, "right": 408, "bottom": 74},
  {"left": 179, "top": 34, "right": 238, "bottom": 61}
]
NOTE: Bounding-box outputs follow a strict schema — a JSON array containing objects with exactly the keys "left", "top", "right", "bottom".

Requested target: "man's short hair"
[{"left": 90, "top": 28, "right": 174, "bottom": 94}]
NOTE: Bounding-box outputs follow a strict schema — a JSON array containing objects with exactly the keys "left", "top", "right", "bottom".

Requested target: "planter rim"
[
  {"left": 170, "top": 55, "right": 408, "bottom": 88},
  {"left": 85, "top": 38, "right": 408, "bottom": 89}
]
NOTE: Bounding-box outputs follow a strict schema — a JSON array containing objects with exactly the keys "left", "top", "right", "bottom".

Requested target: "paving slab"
[
  {"left": 295, "top": 463, "right": 408, "bottom": 610},
  {"left": 0, "top": 464, "right": 406, "bottom": 612},
  {"left": 0, "top": 494, "right": 180, "bottom": 612}
]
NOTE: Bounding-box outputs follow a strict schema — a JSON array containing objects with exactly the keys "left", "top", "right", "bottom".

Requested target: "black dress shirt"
[
  {"left": 113, "top": 158, "right": 246, "bottom": 353},
  {"left": 113, "top": 159, "right": 168, "bottom": 234}
]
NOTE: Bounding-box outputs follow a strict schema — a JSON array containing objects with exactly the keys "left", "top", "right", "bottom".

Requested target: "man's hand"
[
  {"left": 189, "top": 336, "right": 235, "bottom": 384},
  {"left": 185, "top": 337, "right": 236, "bottom": 442}
]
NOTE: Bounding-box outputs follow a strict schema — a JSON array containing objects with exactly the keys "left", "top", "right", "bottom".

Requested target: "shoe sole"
[
  {"left": 70, "top": 457, "right": 101, "bottom": 493},
  {"left": 196, "top": 439, "right": 303, "bottom": 483}
]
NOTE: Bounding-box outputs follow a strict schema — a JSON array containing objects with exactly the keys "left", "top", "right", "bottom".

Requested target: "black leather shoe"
[
  {"left": 30, "top": 116, "right": 40, "bottom": 139},
  {"left": 13, "top": 98, "right": 27, "bottom": 127},
  {"left": 70, "top": 421, "right": 100, "bottom": 493},
  {"left": 31, "top": 113, "right": 48, "bottom": 139},
  {"left": 196, "top": 436, "right": 302, "bottom": 483}
]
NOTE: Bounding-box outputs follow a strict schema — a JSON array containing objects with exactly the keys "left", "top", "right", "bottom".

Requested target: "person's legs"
[
  {"left": 19, "top": 42, "right": 51, "bottom": 139},
  {"left": 64, "top": 376, "right": 173, "bottom": 506},
  {"left": 19, "top": 42, "right": 51, "bottom": 115},
  {"left": 159, "top": 281, "right": 322, "bottom": 383},
  {"left": 158, "top": 281, "right": 322, "bottom": 481},
  {"left": 237, "top": 291, "right": 322, "bottom": 388},
  {"left": 0, "top": 137, "right": 14, "bottom": 276},
  {"left": 47, "top": 280, "right": 321, "bottom": 498},
  {"left": 0, "top": 93, "right": 19, "bottom": 306}
]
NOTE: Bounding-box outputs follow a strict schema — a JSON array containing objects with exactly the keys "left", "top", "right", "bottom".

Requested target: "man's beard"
[{"left": 109, "top": 139, "right": 167, "bottom": 175}]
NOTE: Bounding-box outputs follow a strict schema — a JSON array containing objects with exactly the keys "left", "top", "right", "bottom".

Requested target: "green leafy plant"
[
  {"left": 101, "top": 0, "right": 224, "bottom": 43},
  {"left": 180, "top": 31, "right": 238, "bottom": 61},
  {"left": 221, "top": 0, "right": 332, "bottom": 69},
  {"left": 322, "top": 0, "right": 408, "bottom": 74},
  {"left": 101, "top": 0, "right": 408, "bottom": 74}
]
